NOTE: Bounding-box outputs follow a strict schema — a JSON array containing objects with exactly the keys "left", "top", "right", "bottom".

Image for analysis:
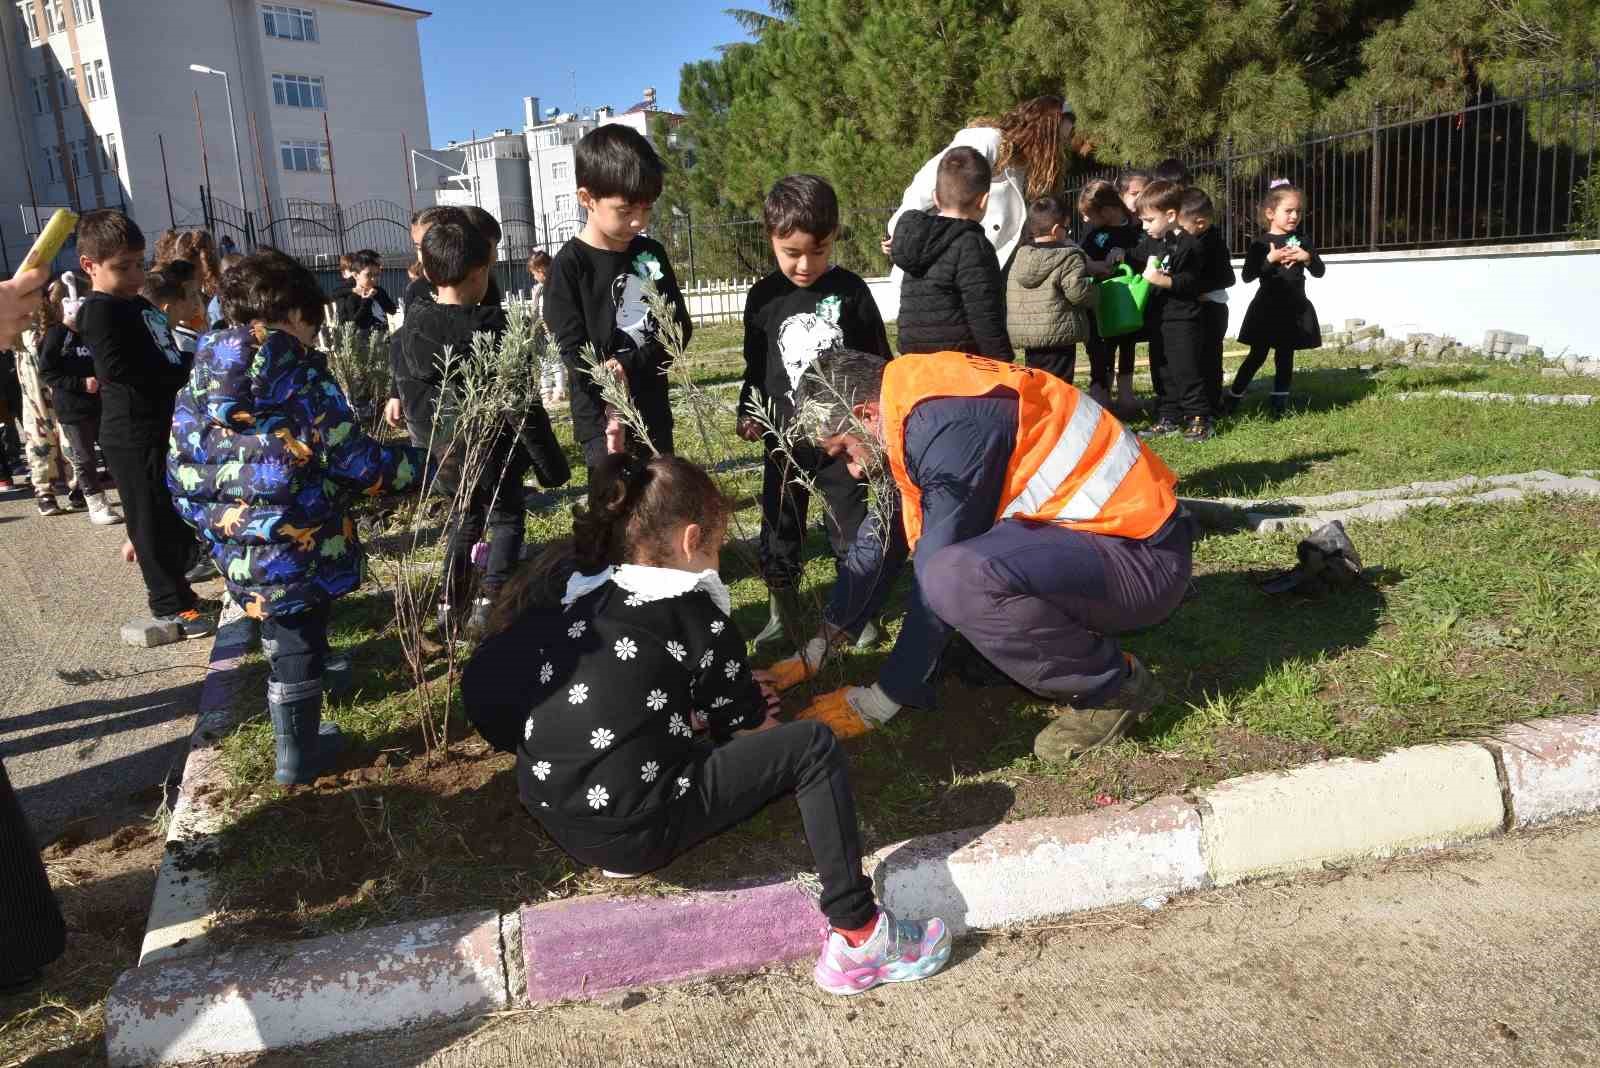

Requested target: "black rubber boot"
[
  {"left": 750, "top": 587, "right": 804, "bottom": 656},
  {"left": 269, "top": 676, "right": 345, "bottom": 785}
]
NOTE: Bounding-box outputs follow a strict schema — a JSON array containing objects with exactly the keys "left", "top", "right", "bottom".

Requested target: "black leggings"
[
  {"left": 1231, "top": 344, "right": 1296, "bottom": 396},
  {"left": 59, "top": 418, "right": 105, "bottom": 496},
  {"left": 1087, "top": 335, "right": 1137, "bottom": 390},
  {"left": 1024, "top": 345, "right": 1077, "bottom": 385}
]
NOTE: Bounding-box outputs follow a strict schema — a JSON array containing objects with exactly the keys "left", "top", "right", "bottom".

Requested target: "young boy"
[
  {"left": 330, "top": 251, "right": 356, "bottom": 307},
  {"left": 167, "top": 250, "right": 428, "bottom": 784},
  {"left": 528, "top": 250, "right": 565, "bottom": 405},
  {"left": 74, "top": 210, "right": 213, "bottom": 643},
  {"left": 736, "top": 174, "right": 892, "bottom": 652},
  {"left": 332, "top": 249, "right": 397, "bottom": 335},
  {"left": 1006, "top": 194, "right": 1095, "bottom": 389},
  {"left": 1137, "top": 180, "right": 1214, "bottom": 442},
  {"left": 1178, "top": 188, "right": 1236, "bottom": 415},
  {"left": 394, "top": 219, "right": 567, "bottom": 635},
  {"left": 143, "top": 261, "right": 205, "bottom": 356},
  {"left": 889, "top": 146, "right": 1011, "bottom": 358},
  {"left": 543, "top": 123, "right": 692, "bottom": 473}
]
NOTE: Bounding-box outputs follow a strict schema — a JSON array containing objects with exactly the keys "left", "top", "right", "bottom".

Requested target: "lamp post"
[{"left": 189, "top": 64, "right": 248, "bottom": 213}]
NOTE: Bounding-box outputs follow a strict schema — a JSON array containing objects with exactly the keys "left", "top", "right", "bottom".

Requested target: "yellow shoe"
[
  {"left": 794, "top": 688, "right": 873, "bottom": 740},
  {"left": 759, "top": 654, "right": 815, "bottom": 693}
]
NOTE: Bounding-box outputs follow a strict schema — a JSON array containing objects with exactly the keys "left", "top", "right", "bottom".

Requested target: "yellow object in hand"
[{"left": 21, "top": 209, "right": 78, "bottom": 273}]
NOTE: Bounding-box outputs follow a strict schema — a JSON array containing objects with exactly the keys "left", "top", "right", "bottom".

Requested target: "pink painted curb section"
[
  {"left": 1495, "top": 712, "right": 1600, "bottom": 827},
  {"left": 522, "top": 879, "right": 826, "bottom": 1003},
  {"left": 105, "top": 909, "right": 506, "bottom": 1066}
]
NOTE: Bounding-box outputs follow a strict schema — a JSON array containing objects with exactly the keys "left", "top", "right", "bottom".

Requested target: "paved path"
[
  {"left": 253, "top": 817, "right": 1600, "bottom": 1067},
  {"left": 0, "top": 485, "right": 212, "bottom": 839}
]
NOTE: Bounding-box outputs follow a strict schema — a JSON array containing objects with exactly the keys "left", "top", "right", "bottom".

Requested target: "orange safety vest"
[{"left": 881, "top": 352, "right": 1178, "bottom": 549}]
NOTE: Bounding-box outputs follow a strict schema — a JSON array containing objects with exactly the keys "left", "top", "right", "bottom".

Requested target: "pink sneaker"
[{"left": 813, "top": 908, "right": 951, "bottom": 996}]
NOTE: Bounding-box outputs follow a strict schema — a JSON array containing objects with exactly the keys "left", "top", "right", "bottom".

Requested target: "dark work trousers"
[
  {"left": 1144, "top": 325, "right": 1167, "bottom": 413},
  {"left": 1157, "top": 318, "right": 1210, "bottom": 423},
  {"left": 1023, "top": 345, "right": 1078, "bottom": 386},
  {"left": 261, "top": 602, "right": 331, "bottom": 687},
  {"left": 538, "top": 721, "right": 878, "bottom": 930},
  {"left": 1231, "top": 344, "right": 1296, "bottom": 396},
  {"left": 58, "top": 417, "right": 105, "bottom": 496},
  {"left": 0, "top": 758, "right": 65, "bottom": 985},
  {"left": 102, "top": 443, "right": 197, "bottom": 617},
  {"left": 759, "top": 439, "right": 868, "bottom": 588},
  {"left": 920, "top": 515, "right": 1193, "bottom": 708},
  {"left": 439, "top": 430, "right": 531, "bottom": 608},
  {"left": 1087, "top": 333, "right": 1138, "bottom": 390},
  {"left": 1200, "top": 301, "right": 1229, "bottom": 412}
]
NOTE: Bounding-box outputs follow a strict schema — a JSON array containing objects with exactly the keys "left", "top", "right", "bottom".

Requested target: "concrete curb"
[
  {"left": 1489, "top": 715, "right": 1600, "bottom": 828},
  {"left": 1395, "top": 388, "right": 1595, "bottom": 407}
]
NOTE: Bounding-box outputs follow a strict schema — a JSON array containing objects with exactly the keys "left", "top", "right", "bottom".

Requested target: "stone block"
[
  {"left": 120, "top": 618, "right": 183, "bottom": 648},
  {"left": 1343, "top": 318, "right": 1366, "bottom": 331},
  {"left": 1494, "top": 715, "right": 1600, "bottom": 828},
  {"left": 1352, "top": 324, "right": 1384, "bottom": 341}
]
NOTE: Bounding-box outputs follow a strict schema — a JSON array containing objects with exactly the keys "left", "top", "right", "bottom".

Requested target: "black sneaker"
[
  {"left": 184, "top": 558, "right": 218, "bottom": 584},
  {"left": 35, "top": 495, "right": 63, "bottom": 517},
  {"left": 1183, "top": 416, "right": 1215, "bottom": 443},
  {"left": 155, "top": 608, "right": 216, "bottom": 640},
  {"left": 1138, "top": 419, "right": 1182, "bottom": 440},
  {"left": 1219, "top": 392, "right": 1243, "bottom": 415},
  {"left": 64, "top": 487, "right": 86, "bottom": 511}
]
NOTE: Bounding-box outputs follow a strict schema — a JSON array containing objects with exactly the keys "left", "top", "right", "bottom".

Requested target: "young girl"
[
  {"left": 528, "top": 250, "right": 565, "bottom": 406},
  {"left": 1225, "top": 180, "right": 1325, "bottom": 417},
  {"left": 1079, "top": 179, "right": 1144, "bottom": 412},
  {"left": 17, "top": 286, "right": 76, "bottom": 516},
  {"left": 36, "top": 274, "right": 122, "bottom": 524},
  {"left": 462, "top": 454, "right": 952, "bottom": 996}
]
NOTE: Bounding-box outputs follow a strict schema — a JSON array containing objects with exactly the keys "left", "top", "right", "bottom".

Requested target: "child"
[
  {"left": 332, "top": 249, "right": 397, "bottom": 335},
  {"left": 144, "top": 261, "right": 206, "bottom": 356},
  {"left": 736, "top": 174, "right": 892, "bottom": 653},
  {"left": 1006, "top": 194, "right": 1095, "bottom": 390},
  {"left": 461, "top": 453, "right": 951, "bottom": 995},
  {"left": 394, "top": 218, "right": 568, "bottom": 635},
  {"left": 544, "top": 123, "right": 693, "bottom": 472},
  {"left": 75, "top": 210, "right": 213, "bottom": 642},
  {"left": 330, "top": 251, "right": 356, "bottom": 307},
  {"left": 402, "top": 207, "right": 505, "bottom": 312},
  {"left": 1079, "top": 180, "right": 1144, "bottom": 412},
  {"left": 1177, "top": 188, "right": 1236, "bottom": 414},
  {"left": 167, "top": 250, "right": 428, "bottom": 784},
  {"left": 528, "top": 250, "right": 565, "bottom": 406},
  {"left": 1225, "top": 180, "right": 1324, "bottom": 418},
  {"left": 36, "top": 275, "right": 121, "bottom": 524},
  {"left": 890, "top": 147, "right": 1011, "bottom": 358},
  {"left": 1136, "top": 180, "right": 1214, "bottom": 442},
  {"left": 16, "top": 290, "right": 76, "bottom": 516},
  {"left": 1116, "top": 169, "right": 1151, "bottom": 217},
  {"left": 209, "top": 253, "right": 243, "bottom": 329}
]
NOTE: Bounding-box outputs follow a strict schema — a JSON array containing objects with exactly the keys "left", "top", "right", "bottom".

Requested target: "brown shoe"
[{"left": 1032, "top": 654, "right": 1163, "bottom": 763}]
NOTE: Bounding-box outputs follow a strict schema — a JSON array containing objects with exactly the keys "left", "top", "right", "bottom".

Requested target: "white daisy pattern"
[
  {"left": 590, "top": 727, "right": 615, "bottom": 749},
  {"left": 668, "top": 712, "right": 690, "bottom": 738},
  {"left": 640, "top": 760, "right": 660, "bottom": 783},
  {"left": 645, "top": 689, "right": 668, "bottom": 711},
  {"left": 568, "top": 683, "right": 590, "bottom": 705},
  {"left": 614, "top": 637, "right": 639, "bottom": 661},
  {"left": 724, "top": 659, "right": 741, "bottom": 680},
  {"left": 624, "top": 594, "right": 644, "bottom": 607},
  {"left": 711, "top": 696, "right": 732, "bottom": 708},
  {"left": 523, "top": 716, "right": 535, "bottom": 741},
  {"left": 710, "top": 620, "right": 725, "bottom": 635},
  {"left": 539, "top": 662, "right": 553, "bottom": 684},
  {"left": 586, "top": 784, "right": 610, "bottom": 809},
  {"left": 675, "top": 776, "right": 691, "bottom": 798},
  {"left": 530, "top": 759, "right": 551, "bottom": 781},
  {"left": 666, "top": 640, "right": 686, "bottom": 662},
  {"left": 567, "top": 620, "right": 587, "bottom": 639},
  {"left": 698, "top": 648, "right": 715, "bottom": 670}
]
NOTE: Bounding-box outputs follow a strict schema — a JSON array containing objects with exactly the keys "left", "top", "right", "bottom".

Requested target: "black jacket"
[
  {"left": 891, "top": 210, "right": 1011, "bottom": 358},
  {"left": 76, "top": 292, "right": 190, "bottom": 449},
  {"left": 332, "top": 285, "right": 396, "bottom": 334},
  {"left": 35, "top": 323, "right": 101, "bottom": 424},
  {"left": 1194, "top": 227, "right": 1237, "bottom": 295}
]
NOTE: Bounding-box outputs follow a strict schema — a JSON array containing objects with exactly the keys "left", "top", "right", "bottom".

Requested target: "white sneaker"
[{"left": 86, "top": 491, "right": 124, "bottom": 526}]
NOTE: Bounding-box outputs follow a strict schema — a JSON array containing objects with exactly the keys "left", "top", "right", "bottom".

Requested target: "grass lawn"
[{"left": 198, "top": 327, "right": 1600, "bottom": 943}]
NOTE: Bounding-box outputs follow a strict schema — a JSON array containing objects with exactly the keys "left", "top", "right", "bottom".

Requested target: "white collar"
[{"left": 561, "top": 564, "right": 731, "bottom": 617}]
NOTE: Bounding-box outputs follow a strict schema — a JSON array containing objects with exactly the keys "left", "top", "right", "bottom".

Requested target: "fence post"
[
  {"left": 1368, "top": 106, "right": 1382, "bottom": 251},
  {"left": 685, "top": 206, "right": 696, "bottom": 289},
  {"left": 201, "top": 184, "right": 212, "bottom": 231},
  {"left": 1222, "top": 135, "right": 1235, "bottom": 253}
]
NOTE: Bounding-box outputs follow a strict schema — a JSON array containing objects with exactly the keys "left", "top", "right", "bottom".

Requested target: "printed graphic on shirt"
[
  {"left": 611, "top": 250, "right": 665, "bottom": 354},
  {"left": 776, "top": 294, "right": 844, "bottom": 390},
  {"left": 1093, "top": 233, "right": 1110, "bottom": 249},
  {"left": 142, "top": 307, "right": 185, "bottom": 367}
]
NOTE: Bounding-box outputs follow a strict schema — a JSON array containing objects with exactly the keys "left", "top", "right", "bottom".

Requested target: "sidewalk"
[{"left": 0, "top": 486, "right": 212, "bottom": 840}]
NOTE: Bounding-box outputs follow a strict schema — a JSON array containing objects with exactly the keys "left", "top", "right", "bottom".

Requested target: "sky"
[{"left": 416, "top": 1, "right": 752, "bottom": 145}]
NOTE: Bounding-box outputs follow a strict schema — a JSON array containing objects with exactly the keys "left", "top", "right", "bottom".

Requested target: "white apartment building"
[
  {"left": 421, "top": 128, "right": 534, "bottom": 255},
  {"left": 0, "top": 0, "right": 433, "bottom": 265}
]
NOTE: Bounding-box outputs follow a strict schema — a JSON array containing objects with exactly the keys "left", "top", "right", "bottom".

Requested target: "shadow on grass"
[{"left": 1181, "top": 449, "right": 1357, "bottom": 500}]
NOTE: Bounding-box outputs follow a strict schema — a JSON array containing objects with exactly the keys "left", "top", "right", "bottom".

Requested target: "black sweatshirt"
[
  {"left": 1193, "top": 227, "right": 1237, "bottom": 296},
  {"left": 891, "top": 210, "right": 1011, "bottom": 358},
  {"left": 402, "top": 274, "right": 503, "bottom": 312},
  {"left": 333, "top": 285, "right": 397, "bottom": 333},
  {"left": 76, "top": 292, "right": 189, "bottom": 449},
  {"left": 35, "top": 323, "right": 101, "bottom": 425},
  {"left": 543, "top": 235, "right": 692, "bottom": 446},
  {"left": 1082, "top": 221, "right": 1142, "bottom": 269},
  {"left": 462, "top": 575, "right": 765, "bottom": 833},
  {"left": 1240, "top": 231, "right": 1325, "bottom": 289},
  {"left": 740, "top": 266, "right": 891, "bottom": 424},
  {"left": 1151, "top": 229, "right": 1207, "bottom": 323}
]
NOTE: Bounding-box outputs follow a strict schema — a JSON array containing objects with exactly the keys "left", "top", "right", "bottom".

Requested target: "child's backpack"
[{"left": 1096, "top": 264, "right": 1150, "bottom": 338}]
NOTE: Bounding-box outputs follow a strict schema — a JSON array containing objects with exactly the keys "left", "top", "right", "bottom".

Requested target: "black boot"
[
  {"left": 1270, "top": 394, "right": 1290, "bottom": 419},
  {"left": 269, "top": 676, "right": 345, "bottom": 785},
  {"left": 751, "top": 587, "right": 804, "bottom": 656}
]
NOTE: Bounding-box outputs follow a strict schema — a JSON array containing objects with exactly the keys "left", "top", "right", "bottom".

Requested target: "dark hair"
[
  {"left": 142, "top": 259, "right": 197, "bottom": 305},
  {"left": 1115, "top": 169, "right": 1151, "bottom": 196},
  {"left": 349, "top": 249, "right": 382, "bottom": 271},
  {"left": 527, "top": 249, "right": 552, "bottom": 271},
  {"left": 575, "top": 123, "right": 665, "bottom": 204},
  {"left": 77, "top": 209, "right": 144, "bottom": 261},
  {"left": 1026, "top": 194, "right": 1068, "bottom": 239},
  {"left": 338, "top": 252, "right": 356, "bottom": 273},
  {"left": 460, "top": 205, "right": 503, "bottom": 245},
  {"left": 220, "top": 249, "right": 327, "bottom": 330},
  {"left": 1260, "top": 179, "right": 1304, "bottom": 224},
  {"left": 1151, "top": 158, "right": 1190, "bottom": 185},
  {"left": 935, "top": 146, "right": 991, "bottom": 212},
  {"left": 1135, "top": 179, "right": 1185, "bottom": 215},
  {"left": 1077, "top": 179, "right": 1126, "bottom": 219},
  {"left": 413, "top": 205, "right": 465, "bottom": 230},
  {"left": 421, "top": 221, "right": 492, "bottom": 287},
  {"left": 764, "top": 174, "right": 839, "bottom": 241},
  {"left": 793, "top": 347, "right": 890, "bottom": 439},
  {"left": 1178, "top": 187, "right": 1214, "bottom": 219}
]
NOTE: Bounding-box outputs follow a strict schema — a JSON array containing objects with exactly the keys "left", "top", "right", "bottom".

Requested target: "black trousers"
[
  {"left": 440, "top": 432, "right": 531, "bottom": 604},
  {"left": 1200, "top": 301, "right": 1229, "bottom": 412},
  {"left": 542, "top": 721, "right": 878, "bottom": 930},
  {"left": 103, "top": 442, "right": 196, "bottom": 616},
  {"left": 759, "top": 441, "right": 867, "bottom": 588},
  {"left": 1157, "top": 319, "right": 1210, "bottom": 423},
  {"left": 579, "top": 375, "right": 677, "bottom": 472},
  {"left": 59, "top": 417, "right": 105, "bottom": 496},
  {"left": 1086, "top": 334, "right": 1137, "bottom": 389},
  {"left": 1231, "top": 344, "right": 1296, "bottom": 395},
  {"left": 261, "top": 602, "right": 331, "bottom": 687},
  {"left": 1145, "top": 326, "right": 1166, "bottom": 410},
  {"left": 1023, "top": 345, "right": 1078, "bottom": 385},
  {"left": 0, "top": 759, "right": 65, "bottom": 984}
]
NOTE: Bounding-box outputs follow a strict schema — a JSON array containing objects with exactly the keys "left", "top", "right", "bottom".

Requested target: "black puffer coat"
[{"left": 891, "top": 210, "right": 1012, "bottom": 359}]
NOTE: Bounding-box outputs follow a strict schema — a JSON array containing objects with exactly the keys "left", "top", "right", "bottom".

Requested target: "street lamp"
[{"left": 189, "top": 64, "right": 248, "bottom": 213}]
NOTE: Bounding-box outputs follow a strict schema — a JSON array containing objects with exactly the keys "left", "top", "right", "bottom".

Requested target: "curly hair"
[
  {"left": 968, "top": 95, "right": 1069, "bottom": 201},
  {"left": 152, "top": 229, "right": 222, "bottom": 296}
]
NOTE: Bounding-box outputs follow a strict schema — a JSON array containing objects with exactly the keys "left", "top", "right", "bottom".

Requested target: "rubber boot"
[
  {"left": 751, "top": 587, "right": 804, "bottom": 656},
  {"left": 269, "top": 676, "right": 345, "bottom": 785}
]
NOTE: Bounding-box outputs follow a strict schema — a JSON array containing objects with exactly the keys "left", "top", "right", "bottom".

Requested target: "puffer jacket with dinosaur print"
[{"left": 167, "top": 325, "right": 427, "bottom": 619}]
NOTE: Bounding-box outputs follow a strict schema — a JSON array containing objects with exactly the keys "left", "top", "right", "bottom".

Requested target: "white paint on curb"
[
  {"left": 1491, "top": 713, "right": 1600, "bottom": 828},
  {"left": 872, "top": 796, "right": 1208, "bottom": 936},
  {"left": 1394, "top": 389, "right": 1595, "bottom": 407},
  {"left": 1199, "top": 744, "right": 1505, "bottom": 885}
]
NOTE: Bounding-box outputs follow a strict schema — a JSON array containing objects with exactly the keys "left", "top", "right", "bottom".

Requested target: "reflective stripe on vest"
[{"left": 1002, "top": 391, "right": 1104, "bottom": 518}]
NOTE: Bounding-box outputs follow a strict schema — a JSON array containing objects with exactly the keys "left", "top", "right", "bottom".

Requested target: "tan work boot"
[{"left": 1032, "top": 654, "right": 1162, "bottom": 763}]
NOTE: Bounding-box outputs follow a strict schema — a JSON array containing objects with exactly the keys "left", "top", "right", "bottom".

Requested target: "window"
[
  {"left": 43, "top": 145, "right": 57, "bottom": 182},
  {"left": 30, "top": 75, "right": 44, "bottom": 113},
  {"left": 70, "top": 138, "right": 90, "bottom": 177},
  {"left": 262, "top": 4, "right": 317, "bottom": 42},
  {"left": 553, "top": 193, "right": 573, "bottom": 214},
  {"left": 18, "top": 2, "right": 39, "bottom": 41},
  {"left": 55, "top": 70, "right": 74, "bottom": 108},
  {"left": 70, "top": 0, "right": 93, "bottom": 23},
  {"left": 92, "top": 59, "right": 107, "bottom": 99},
  {"left": 100, "top": 132, "right": 117, "bottom": 173},
  {"left": 271, "top": 72, "right": 324, "bottom": 109},
  {"left": 42, "top": 0, "right": 63, "bottom": 33},
  {"left": 280, "top": 138, "right": 328, "bottom": 173},
  {"left": 550, "top": 160, "right": 570, "bottom": 182}
]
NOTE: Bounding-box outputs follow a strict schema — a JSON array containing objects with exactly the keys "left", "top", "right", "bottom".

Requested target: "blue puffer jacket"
[{"left": 167, "top": 325, "right": 426, "bottom": 619}]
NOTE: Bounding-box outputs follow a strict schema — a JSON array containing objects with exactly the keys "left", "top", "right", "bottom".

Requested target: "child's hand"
[
  {"left": 120, "top": 540, "right": 136, "bottom": 564},
  {"left": 1290, "top": 247, "right": 1312, "bottom": 264},
  {"left": 736, "top": 416, "right": 763, "bottom": 443},
  {"left": 84, "top": 376, "right": 99, "bottom": 394},
  {"left": 1107, "top": 248, "right": 1126, "bottom": 266},
  {"left": 383, "top": 397, "right": 404, "bottom": 428},
  {"left": 880, "top": 236, "right": 893, "bottom": 257},
  {"left": 602, "top": 357, "right": 626, "bottom": 384},
  {"left": 1142, "top": 261, "right": 1163, "bottom": 282}
]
